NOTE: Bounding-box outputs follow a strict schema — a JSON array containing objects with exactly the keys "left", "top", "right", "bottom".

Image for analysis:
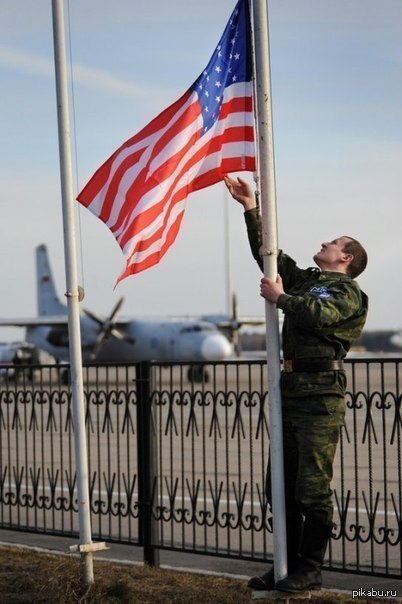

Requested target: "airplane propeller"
[
  {"left": 215, "top": 293, "right": 242, "bottom": 357},
  {"left": 213, "top": 293, "right": 266, "bottom": 357},
  {"left": 229, "top": 292, "right": 241, "bottom": 357},
  {"left": 83, "top": 297, "right": 135, "bottom": 359}
]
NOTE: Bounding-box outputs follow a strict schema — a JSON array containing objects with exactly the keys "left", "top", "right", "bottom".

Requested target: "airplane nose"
[{"left": 201, "top": 334, "right": 233, "bottom": 361}]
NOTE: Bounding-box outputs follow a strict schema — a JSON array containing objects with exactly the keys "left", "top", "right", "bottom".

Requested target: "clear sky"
[{"left": 0, "top": 0, "right": 401, "bottom": 342}]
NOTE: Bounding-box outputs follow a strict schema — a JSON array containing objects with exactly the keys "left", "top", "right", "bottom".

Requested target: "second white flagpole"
[
  {"left": 251, "top": 0, "right": 287, "bottom": 583},
  {"left": 51, "top": 0, "right": 108, "bottom": 586}
]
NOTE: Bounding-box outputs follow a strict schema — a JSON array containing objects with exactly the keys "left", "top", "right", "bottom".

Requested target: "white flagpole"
[
  {"left": 51, "top": 0, "right": 103, "bottom": 586},
  {"left": 251, "top": 0, "right": 287, "bottom": 582}
]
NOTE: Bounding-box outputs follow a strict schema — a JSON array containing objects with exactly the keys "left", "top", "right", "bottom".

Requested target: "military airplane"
[
  {"left": 0, "top": 341, "right": 40, "bottom": 379},
  {"left": 0, "top": 245, "right": 239, "bottom": 381}
]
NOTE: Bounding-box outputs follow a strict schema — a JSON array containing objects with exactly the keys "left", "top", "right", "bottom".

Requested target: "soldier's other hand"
[
  {"left": 260, "top": 275, "right": 284, "bottom": 303},
  {"left": 223, "top": 175, "right": 256, "bottom": 211}
]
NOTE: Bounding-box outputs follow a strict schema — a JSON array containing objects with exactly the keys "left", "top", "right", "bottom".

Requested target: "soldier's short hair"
[{"left": 342, "top": 237, "right": 368, "bottom": 278}]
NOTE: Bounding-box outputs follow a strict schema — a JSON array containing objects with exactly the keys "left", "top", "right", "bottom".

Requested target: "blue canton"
[{"left": 190, "top": 0, "right": 251, "bottom": 135}]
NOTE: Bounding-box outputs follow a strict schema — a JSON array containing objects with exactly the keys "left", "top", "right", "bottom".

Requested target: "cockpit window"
[{"left": 180, "top": 324, "right": 215, "bottom": 334}]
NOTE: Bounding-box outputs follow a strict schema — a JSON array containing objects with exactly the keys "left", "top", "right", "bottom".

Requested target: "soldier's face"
[{"left": 313, "top": 236, "right": 352, "bottom": 271}]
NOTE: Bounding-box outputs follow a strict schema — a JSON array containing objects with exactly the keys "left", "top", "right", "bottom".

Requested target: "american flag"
[{"left": 77, "top": 0, "right": 256, "bottom": 282}]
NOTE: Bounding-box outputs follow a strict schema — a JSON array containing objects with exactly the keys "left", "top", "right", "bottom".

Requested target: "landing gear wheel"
[
  {"left": 187, "top": 366, "right": 209, "bottom": 383},
  {"left": 61, "top": 368, "right": 69, "bottom": 385}
]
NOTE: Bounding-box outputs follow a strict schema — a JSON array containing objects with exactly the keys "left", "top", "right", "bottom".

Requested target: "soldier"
[{"left": 224, "top": 175, "right": 368, "bottom": 593}]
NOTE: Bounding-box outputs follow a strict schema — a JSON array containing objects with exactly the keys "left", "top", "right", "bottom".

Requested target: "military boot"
[
  {"left": 275, "top": 517, "right": 333, "bottom": 593},
  {"left": 247, "top": 513, "right": 303, "bottom": 591}
]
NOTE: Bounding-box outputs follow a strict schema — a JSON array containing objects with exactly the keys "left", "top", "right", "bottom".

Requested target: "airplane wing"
[
  {"left": 214, "top": 317, "right": 266, "bottom": 328},
  {"left": 0, "top": 315, "right": 133, "bottom": 328},
  {"left": 201, "top": 314, "right": 265, "bottom": 328},
  {"left": 0, "top": 316, "right": 69, "bottom": 327}
]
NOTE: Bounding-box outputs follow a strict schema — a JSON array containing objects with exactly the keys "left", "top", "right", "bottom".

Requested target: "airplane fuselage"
[
  {"left": 27, "top": 317, "right": 232, "bottom": 364},
  {"left": 2, "top": 245, "right": 233, "bottom": 367}
]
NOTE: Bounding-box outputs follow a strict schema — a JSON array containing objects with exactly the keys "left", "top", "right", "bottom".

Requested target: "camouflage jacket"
[{"left": 244, "top": 208, "right": 369, "bottom": 401}]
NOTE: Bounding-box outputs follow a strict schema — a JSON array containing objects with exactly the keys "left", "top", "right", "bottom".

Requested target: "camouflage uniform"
[{"left": 244, "top": 208, "right": 368, "bottom": 527}]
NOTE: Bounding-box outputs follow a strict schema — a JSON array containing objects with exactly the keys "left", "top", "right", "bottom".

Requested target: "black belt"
[{"left": 283, "top": 359, "right": 344, "bottom": 373}]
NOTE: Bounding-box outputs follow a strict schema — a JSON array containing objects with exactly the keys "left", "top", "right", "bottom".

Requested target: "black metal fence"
[{"left": 0, "top": 357, "right": 401, "bottom": 578}]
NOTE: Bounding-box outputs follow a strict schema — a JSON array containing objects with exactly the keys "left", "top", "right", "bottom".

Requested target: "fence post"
[{"left": 136, "top": 361, "right": 160, "bottom": 567}]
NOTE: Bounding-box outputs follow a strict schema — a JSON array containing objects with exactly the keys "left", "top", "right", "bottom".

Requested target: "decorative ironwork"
[{"left": 0, "top": 358, "right": 400, "bottom": 577}]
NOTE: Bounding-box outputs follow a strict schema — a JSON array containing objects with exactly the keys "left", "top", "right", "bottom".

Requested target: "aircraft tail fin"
[{"left": 36, "top": 244, "right": 66, "bottom": 316}]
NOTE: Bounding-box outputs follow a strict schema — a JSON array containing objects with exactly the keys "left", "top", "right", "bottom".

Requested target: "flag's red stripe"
[
  {"left": 121, "top": 150, "right": 256, "bottom": 273},
  {"left": 190, "top": 155, "right": 256, "bottom": 192},
  {"left": 78, "top": 85, "right": 256, "bottom": 279},
  {"left": 116, "top": 119, "right": 254, "bottom": 248},
  {"left": 125, "top": 151, "right": 256, "bottom": 257},
  {"left": 117, "top": 122, "right": 254, "bottom": 250},
  {"left": 109, "top": 101, "right": 201, "bottom": 235},
  {"left": 219, "top": 95, "right": 253, "bottom": 119},
  {"left": 118, "top": 150, "right": 253, "bottom": 256},
  {"left": 77, "top": 90, "right": 193, "bottom": 206},
  {"left": 87, "top": 93, "right": 251, "bottom": 224},
  {"left": 103, "top": 96, "right": 199, "bottom": 232},
  {"left": 116, "top": 211, "right": 185, "bottom": 282},
  {"left": 119, "top": 180, "right": 187, "bottom": 253},
  {"left": 118, "top": 136, "right": 255, "bottom": 263},
  {"left": 98, "top": 147, "right": 144, "bottom": 223}
]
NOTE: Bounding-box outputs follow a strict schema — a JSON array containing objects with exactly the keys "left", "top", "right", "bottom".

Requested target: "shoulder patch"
[{"left": 309, "top": 286, "right": 332, "bottom": 299}]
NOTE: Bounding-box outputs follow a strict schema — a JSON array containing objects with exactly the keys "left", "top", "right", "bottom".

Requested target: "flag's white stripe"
[
  {"left": 184, "top": 140, "right": 256, "bottom": 186},
  {"left": 86, "top": 92, "right": 197, "bottom": 216},
  {"left": 118, "top": 129, "right": 254, "bottom": 259},
  {"left": 120, "top": 138, "right": 255, "bottom": 262},
  {"left": 113, "top": 107, "right": 253, "bottom": 243},
  {"left": 124, "top": 199, "right": 187, "bottom": 267},
  {"left": 95, "top": 95, "right": 201, "bottom": 229},
  {"left": 89, "top": 82, "right": 252, "bottom": 219},
  {"left": 147, "top": 113, "right": 200, "bottom": 179},
  {"left": 150, "top": 105, "right": 253, "bottom": 179},
  {"left": 107, "top": 103, "right": 249, "bottom": 235},
  {"left": 221, "top": 80, "right": 253, "bottom": 103},
  {"left": 116, "top": 111, "right": 254, "bottom": 252},
  {"left": 110, "top": 114, "right": 201, "bottom": 240},
  {"left": 149, "top": 81, "right": 253, "bottom": 176}
]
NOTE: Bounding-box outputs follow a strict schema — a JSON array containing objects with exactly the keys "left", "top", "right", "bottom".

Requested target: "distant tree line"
[
  {"left": 240, "top": 330, "right": 402, "bottom": 354},
  {"left": 354, "top": 330, "right": 401, "bottom": 353}
]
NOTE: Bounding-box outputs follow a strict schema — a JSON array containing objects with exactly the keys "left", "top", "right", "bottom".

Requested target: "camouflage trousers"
[{"left": 266, "top": 402, "right": 344, "bottom": 526}]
